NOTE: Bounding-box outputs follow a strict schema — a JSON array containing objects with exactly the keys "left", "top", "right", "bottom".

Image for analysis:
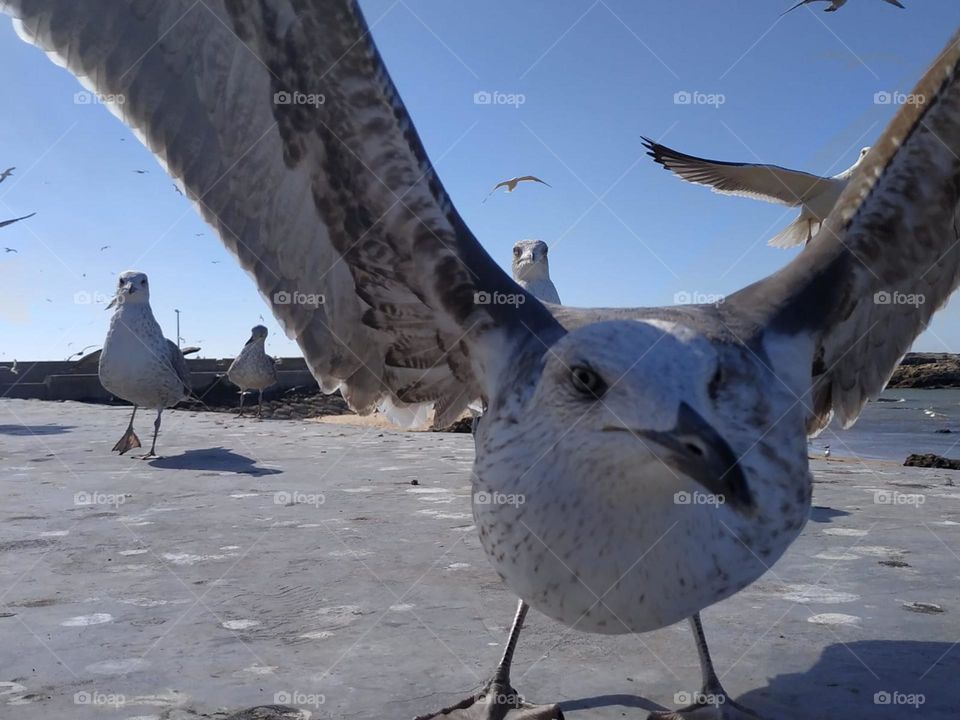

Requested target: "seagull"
[
  {"left": 227, "top": 325, "right": 279, "bottom": 418},
  {"left": 511, "top": 239, "right": 560, "bottom": 304},
  {"left": 98, "top": 270, "right": 190, "bottom": 457},
  {"left": 482, "top": 175, "right": 551, "bottom": 203},
  {"left": 100, "top": 244, "right": 111, "bottom": 251},
  {"left": 8, "top": 360, "right": 18, "bottom": 375},
  {"left": 783, "top": 0, "right": 904, "bottom": 13},
  {"left": 6, "top": 4, "right": 959, "bottom": 719},
  {"left": 172, "top": 183, "right": 183, "bottom": 195},
  {"left": 644, "top": 138, "right": 871, "bottom": 248},
  {"left": 132, "top": 169, "right": 148, "bottom": 174},
  {"left": 4, "top": 247, "right": 16, "bottom": 253},
  {"left": 0, "top": 212, "right": 36, "bottom": 229},
  {"left": 0, "top": 167, "right": 14, "bottom": 183}
]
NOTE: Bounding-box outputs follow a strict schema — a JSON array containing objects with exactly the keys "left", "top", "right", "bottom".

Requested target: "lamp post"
[{"left": 174, "top": 309, "right": 181, "bottom": 348}]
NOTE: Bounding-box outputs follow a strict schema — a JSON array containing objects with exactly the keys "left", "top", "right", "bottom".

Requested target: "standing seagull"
[
  {"left": 644, "top": 138, "right": 870, "bottom": 247},
  {"left": 98, "top": 271, "right": 190, "bottom": 457},
  {"left": 482, "top": 175, "right": 551, "bottom": 203},
  {"left": 5, "top": 3, "right": 959, "bottom": 719},
  {"left": 511, "top": 239, "right": 561, "bottom": 304},
  {"left": 783, "top": 0, "right": 904, "bottom": 13},
  {"left": 0, "top": 167, "right": 13, "bottom": 183},
  {"left": 227, "top": 325, "right": 278, "bottom": 418}
]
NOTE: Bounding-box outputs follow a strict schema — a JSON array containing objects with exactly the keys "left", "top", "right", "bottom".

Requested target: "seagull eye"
[
  {"left": 513, "top": 247, "right": 521, "bottom": 257},
  {"left": 570, "top": 365, "right": 606, "bottom": 398}
]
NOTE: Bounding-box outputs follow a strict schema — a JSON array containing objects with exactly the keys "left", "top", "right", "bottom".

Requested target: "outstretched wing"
[
  {"left": 516, "top": 176, "right": 552, "bottom": 187},
  {"left": 643, "top": 138, "right": 835, "bottom": 207},
  {"left": 726, "top": 30, "right": 960, "bottom": 434},
  {"left": 0, "top": 212, "right": 35, "bottom": 228},
  {"left": 4, "top": 0, "right": 562, "bottom": 425}
]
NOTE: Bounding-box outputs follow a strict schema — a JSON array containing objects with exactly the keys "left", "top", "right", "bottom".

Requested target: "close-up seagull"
[
  {"left": 98, "top": 270, "right": 190, "bottom": 458},
  {"left": 0, "top": 211, "right": 36, "bottom": 229},
  {"left": 783, "top": 0, "right": 904, "bottom": 14},
  {"left": 482, "top": 175, "right": 552, "bottom": 203},
  {"left": 227, "top": 325, "right": 278, "bottom": 418},
  {"left": 512, "top": 239, "right": 561, "bottom": 305},
  {"left": 3, "top": 2, "right": 959, "bottom": 719},
  {"left": 643, "top": 138, "right": 870, "bottom": 248}
]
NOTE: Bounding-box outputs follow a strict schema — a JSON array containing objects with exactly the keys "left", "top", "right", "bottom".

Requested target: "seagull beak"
[
  {"left": 604, "top": 402, "right": 754, "bottom": 515},
  {"left": 520, "top": 252, "right": 533, "bottom": 264},
  {"left": 106, "top": 296, "right": 118, "bottom": 310}
]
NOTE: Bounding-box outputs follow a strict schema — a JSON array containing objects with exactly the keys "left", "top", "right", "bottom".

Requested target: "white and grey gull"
[
  {"left": 98, "top": 271, "right": 190, "bottom": 457},
  {"left": 511, "top": 239, "right": 561, "bottom": 305},
  {"left": 5, "top": 2, "right": 960, "bottom": 718},
  {"left": 227, "top": 324, "right": 278, "bottom": 418}
]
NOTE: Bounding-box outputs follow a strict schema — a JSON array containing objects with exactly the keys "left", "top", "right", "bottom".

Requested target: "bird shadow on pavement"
[
  {"left": 148, "top": 446, "right": 281, "bottom": 476},
  {"left": 809, "top": 505, "right": 851, "bottom": 523},
  {"left": 0, "top": 424, "right": 75, "bottom": 436}
]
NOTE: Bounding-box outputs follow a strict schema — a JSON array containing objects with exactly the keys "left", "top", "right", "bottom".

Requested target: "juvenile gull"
[
  {"left": 511, "top": 239, "right": 561, "bottom": 305},
  {"left": 644, "top": 138, "right": 870, "bottom": 247},
  {"left": 6, "top": 3, "right": 959, "bottom": 718},
  {"left": 227, "top": 325, "right": 278, "bottom": 418},
  {"left": 98, "top": 271, "right": 190, "bottom": 457}
]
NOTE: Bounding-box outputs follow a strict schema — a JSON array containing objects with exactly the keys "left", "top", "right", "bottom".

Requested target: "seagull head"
[
  {"left": 246, "top": 324, "right": 269, "bottom": 345},
  {"left": 108, "top": 270, "right": 150, "bottom": 308},
  {"left": 511, "top": 239, "right": 551, "bottom": 282},
  {"left": 527, "top": 319, "right": 753, "bottom": 514}
]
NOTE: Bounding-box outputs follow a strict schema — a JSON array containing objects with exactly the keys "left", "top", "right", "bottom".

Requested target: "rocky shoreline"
[{"left": 887, "top": 353, "right": 960, "bottom": 389}]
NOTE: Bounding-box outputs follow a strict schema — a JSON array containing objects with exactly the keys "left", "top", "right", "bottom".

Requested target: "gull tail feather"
[{"left": 767, "top": 217, "right": 812, "bottom": 249}]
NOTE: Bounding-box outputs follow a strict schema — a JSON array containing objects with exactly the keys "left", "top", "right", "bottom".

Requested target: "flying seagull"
[
  {"left": 5, "top": 3, "right": 959, "bottom": 719},
  {"left": 644, "top": 138, "right": 871, "bottom": 248},
  {"left": 132, "top": 169, "right": 148, "bottom": 174},
  {"left": 0, "top": 212, "right": 36, "bottom": 229},
  {"left": 172, "top": 183, "right": 183, "bottom": 195},
  {"left": 98, "top": 270, "right": 190, "bottom": 457},
  {"left": 482, "top": 175, "right": 551, "bottom": 203},
  {"left": 100, "top": 244, "right": 111, "bottom": 251},
  {"left": 783, "top": 0, "right": 904, "bottom": 13},
  {"left": 4, "top": 247, "right": 16, "bottom": 253},
  {"left": 511, "top": 239, "right": 561, "bottom": 304},
  {"left": 0, "top": 167, "right": 14, "bottom": 183},
  {"left": 227, "top": 325, "right": 278, "bottom": 418}
]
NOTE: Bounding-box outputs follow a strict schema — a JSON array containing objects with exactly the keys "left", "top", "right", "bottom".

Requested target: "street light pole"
[{"left": 174, "top": 309, "right": 181, "bottom": 348}]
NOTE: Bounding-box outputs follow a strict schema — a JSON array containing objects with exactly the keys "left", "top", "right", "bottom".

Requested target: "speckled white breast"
[{"left": 227, "top": 343, "right": 277, "bottom": 390}]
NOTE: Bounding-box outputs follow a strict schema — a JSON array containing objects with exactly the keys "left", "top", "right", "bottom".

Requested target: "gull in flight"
[
  {"left": 0, "top": 166, "right": 14, "bottom": 183},
  {"left": 0, "top": 212, "right": 36, "bottom": 229},
  {"left": 512, "top": 239, "right": 561, "bottom": 304},
  {"left": 98, "top": 271, "right": 190, "bottom": 457},
  {"left": 4, "top": 247, "right": 16, "bottom": 253},
  {"left": 227, "top": 325, "right": 278, "bottom": 418},
  {"left": 482, "top": 175, "right": 551, "bottom": 203},
  {"left": 5, "top": 3, "right": 959, "bottom": 718},
  {"left": 644, "top": 138, "right": 870, "bottom": 248},
  {"left": 783, "top": 0, "right": 904, "bottom": 13}
]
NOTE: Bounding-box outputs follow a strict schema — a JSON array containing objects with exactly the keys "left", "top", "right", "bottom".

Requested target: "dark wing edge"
[
  {"left": 3, "top": 0, "right": 563, "bottom": 426},
  {"left": 726, "top": 30, "right": 960, "bottom": 435}
]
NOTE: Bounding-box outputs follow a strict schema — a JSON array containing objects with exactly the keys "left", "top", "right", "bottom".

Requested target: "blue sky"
[{"left": 1, "top": 0, "right": 958, "bottom": 361}]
